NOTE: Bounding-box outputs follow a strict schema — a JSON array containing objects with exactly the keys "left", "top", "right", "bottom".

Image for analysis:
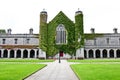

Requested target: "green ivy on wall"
[{"left": 39, "top": 11, "right": 84, "bottom": 57}]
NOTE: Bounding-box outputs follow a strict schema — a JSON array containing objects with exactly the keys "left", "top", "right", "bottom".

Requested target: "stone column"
[
  {"left": 114, "top": 49, "right": 116, "bottom": 58},
  {"left": 34, "top": 49, "right": 37, "bottom": 58},
  {"left": 14, "top": 50, "right": 17, "bottom": 58},
  {"left": 1, "top": 49, "right": 3, "bottom": 58},
  {"left": 21, "top": 49, "right": 23, "bottom": 58},
  {"left": 86, "top": 49, "right": 88, "bottom": 59},
  {"left": 8, "top": 50, "right": 10, "bottom": 58},
  {"left": 107, "top": 49, "right": 110, "bottom": 58},
  {"left": 100, "top": 49, "right": 103, "bottom": 58},
  {"left": 28, "top": 49, "right": 30, "bottom": 58},
  {"left": 93, "top": 49, "right": 96, "bottom": 58},
  {"left": 38, "top": 49, "right": 41, "bottom": 58}
]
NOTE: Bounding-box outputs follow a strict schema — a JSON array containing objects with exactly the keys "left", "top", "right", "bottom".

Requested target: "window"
[
  {"left": 106, "top": 38, "right": 109, "bottom": 44},
  {"left": 2, "top": 39, "right": 6, "bottom": 44},
  {"left": 14, "top": 39, "right": 18, "bottom": 44},
  {"left": 26, "top": 39, "right": 30, "bottom": 44},
  {"left": 56, "top": 24, "right": 67, "bottom": 44},
  {"left": 94, "top": 38, "right": 96, "bottom": 45}
]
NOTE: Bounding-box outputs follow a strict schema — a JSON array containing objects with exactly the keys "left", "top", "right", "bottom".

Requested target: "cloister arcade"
[
  {"left": 0, "top": 49, "right": 39, "bottom": 58},
  {"left": 84, "top": 49, "right": 120, "bottom": 58}
]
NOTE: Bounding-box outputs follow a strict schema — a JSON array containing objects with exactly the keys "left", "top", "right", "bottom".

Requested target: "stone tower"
[
  {"left": 39, "top": 10, "right": 48, "bottom": 52},
  {"left": 75, "top": 10, "right": 84, "bottom": 47},
  {"left": 75, "top": 10, "right": 84, "bottom": 59}
]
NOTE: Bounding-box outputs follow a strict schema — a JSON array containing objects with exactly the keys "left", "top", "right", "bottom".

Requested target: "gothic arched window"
[{"left": 56, "top": 24, "right": 67, "bottom": 44}]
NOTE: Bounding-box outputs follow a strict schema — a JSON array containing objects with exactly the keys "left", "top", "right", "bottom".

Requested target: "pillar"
[
  {"left": 7, "top": 50, "right": 9, "bottom": 58},
  {"left": 100, "top": 49, "right": 103, "bottom": 58},
  {"left": 1, "top": 49, "right": 3, "bottom": 58},
  {"left": 14, "top": 50, "right": 17, "bottom": 58},
  {"left": 21, "top": 49, "right": 23, "bottom": 58},
  {"left": 93, "top": 49, "right": 96, "bottom": 58},
  {"left": 86, "top": 49, "right": 89, "bottom": 58},
  {"left": 34, "top": 49, "right": 37, "bottom": 58},
  {"left": 114, "top": 49, "right": 117, "bottom": 58},
  {"left": 28, "top": 49, "right": 30, "bottom": 58},
  {"left": 107, "top": 49, "right": 110, "bottom": 58}
]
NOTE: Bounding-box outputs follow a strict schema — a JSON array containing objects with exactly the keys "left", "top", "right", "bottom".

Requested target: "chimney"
[
  {"left": 113, "top": 28, "right": 118, "bottom": 34},
  {"left": 29, "top": 28, "right": 33, "bottom": 34},
  {"left": 7, "top": 28, "right": 12, "bottom": 34},
  {"left": 90, "top": 28, "right": 95, "bottom": 33}
]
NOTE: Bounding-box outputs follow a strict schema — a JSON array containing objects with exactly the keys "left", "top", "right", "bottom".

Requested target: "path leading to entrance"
[{"left": 25, "top": 60, "right": 79, "bottom": 80}]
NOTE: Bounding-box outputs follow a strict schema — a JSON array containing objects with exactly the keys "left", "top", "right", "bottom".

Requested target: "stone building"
[{"left": 0, "top": 10, "right": 120, "bottom": 59}]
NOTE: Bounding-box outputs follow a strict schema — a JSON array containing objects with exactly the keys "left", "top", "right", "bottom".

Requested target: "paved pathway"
[{"left": 24, "top": 60, "right": 79, "bottom": 80}]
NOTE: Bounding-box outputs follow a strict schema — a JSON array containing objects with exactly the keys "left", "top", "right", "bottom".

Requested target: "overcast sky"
[{"left": 0, "top": 0, "right": 120, "bottom": 34}]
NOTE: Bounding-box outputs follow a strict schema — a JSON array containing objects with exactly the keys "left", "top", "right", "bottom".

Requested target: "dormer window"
[
  {"left": 2, "top": 39, "right": 6, "bottom": 44},
  {"left": 14, "top": 39, "right": 18, "bottom": 44},
  {"left": 26, "top": 39, "right": 30, "bottom": 44}
]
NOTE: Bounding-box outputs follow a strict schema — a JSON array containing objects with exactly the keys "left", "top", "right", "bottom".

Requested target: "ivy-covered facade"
[{"left": 39, "top": 10, "right": 84, "bottom": 57}]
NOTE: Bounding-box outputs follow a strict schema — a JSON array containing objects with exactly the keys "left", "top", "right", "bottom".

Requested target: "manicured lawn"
[
  {"left": 71, "top": 64, "right": 120, "bottom": 80},
  {"left": 0, "top": 63, "right": 46, "bottom": 80},
  {"left": 68, "top": 59, "right": 120, "bottom": 63},
  {"left": 0, "top": 59, "right": 54, "bottom": 62}
]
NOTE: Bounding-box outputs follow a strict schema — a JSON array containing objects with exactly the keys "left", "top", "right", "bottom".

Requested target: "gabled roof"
[{"left": 49, "top": 11, "right": 74, "bottom": 24}]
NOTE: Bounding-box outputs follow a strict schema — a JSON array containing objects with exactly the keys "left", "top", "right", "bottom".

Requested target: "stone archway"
[
  {"left": 89, "top": 49, "right": 93, "bottom": 58},
  {"left": 84, "top": 50, "right": 87, "bottom": 58},
  {"left": 30, "top": 49, "right": 35, "bottom": 58},
  {"left": 3, "top": 49, "right": 8, "bottom": 58},
  {"left": 95, "top": 49, "right": 100, "bottom": 58},
  {"left": 16, "top": 49, "right": 21, "bottom": 58},
  {"left": 116, "top": 49, "right": 120, "bottom": 58},
  {"left": 109, "top": 49, "right": 114, "bottom": 58},
  {"left": 23, "top": 49, "right": 28, "bottom": 58},
  {"left": 10, "top": 50, "right": 14, "bottom": 58},
  {"left": 103, "top": 49, "right": 107, "bottom": 58}
]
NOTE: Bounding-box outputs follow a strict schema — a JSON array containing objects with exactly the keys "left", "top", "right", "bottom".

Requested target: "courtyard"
[{"left": 0, "top": 59, "right": 120, "bottom": 80}]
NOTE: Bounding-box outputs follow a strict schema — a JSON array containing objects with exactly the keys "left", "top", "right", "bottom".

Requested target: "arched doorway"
[
  {"left": 116, "top": 49, "right": 120, "bottom": 58},
  {"left": 103, "top": 49, "right": 107, "bottom": 58},
  {"left": 109, "top": 49, "right": 114, "bottom": 58},
  {"left": 23, "top": 49, "right": 28, "bottom": 58},
  {"left": 89, "top": 49, "right": 93, "bottom": 58},
  {"left": 3, "top": 49, "right": 8, "bottom": 58},
  {"left": 10, "top": 50, "right": 14, "bottom": 58},
  {"left": 0, "top": 50, "right": 1, "bottom": 58},
  {"left": 96, "top": 49, "right": 100, "bottom": 58},
  {"left": 84, "top": 50, "right": 87, "bottom": 58},
  {"left": 30, "top": 50, "right": 35, "bottom": 58},
  {"left": 16, "top": 49, "right": 21, "bottom": 58}
]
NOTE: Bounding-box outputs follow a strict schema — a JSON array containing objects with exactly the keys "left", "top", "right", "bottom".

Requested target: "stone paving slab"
[{"left": 24, "top": 60, "right": 79, "bottom": 80}]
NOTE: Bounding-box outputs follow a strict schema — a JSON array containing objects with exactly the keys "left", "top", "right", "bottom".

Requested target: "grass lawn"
[
  {"left": 68, "top": 59, "right": 120, "bottom": 63},
  {"left": 0, "top": 59, "right": 54, "bottom": 62},
  {"left": 71, "top": 64, "right": 120, "bottom": 80},
  {"left": 0, "top": 63, "right": 46, "bottom": 80}
]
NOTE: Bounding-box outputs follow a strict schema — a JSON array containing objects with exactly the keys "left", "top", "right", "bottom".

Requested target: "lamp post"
[{"left": 59, "top": 51, "right": 61, "bottom": 63}]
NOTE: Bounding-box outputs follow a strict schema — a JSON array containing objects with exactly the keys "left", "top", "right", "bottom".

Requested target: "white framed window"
[
  {"left": 26, "top": 38, "right": 30, "bottom": 44},
  {"left": 106, "top": 38, "right": 109, "bottom": 44},
  {"left": 14, "top": 39, "right": 18, "bottom": 44},
  {"left": 56, "top": 24, "right": 67, "bottom": 44},
  {"left": 2, "top": 39, "right": 6, "bottom": 44}
]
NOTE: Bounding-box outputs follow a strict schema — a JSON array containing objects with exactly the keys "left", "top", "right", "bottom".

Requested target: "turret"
[
  {"left": 29, "top": 28, "right": 33, "bottom": 34},
  {"left": 7, "top": 28, "right": 12, "bottom": 34},
  {"left": 40, "top": 10, "right": 48, "bottom": 23},
  {"left": 113, "top": 28, "right": 118, "bottom": 34},
  {"left": 91, "top": 28, "right": 95, "bottom": 34},
  {"left": 75, "top": 9, "right": 84, "bottom": 46}
]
